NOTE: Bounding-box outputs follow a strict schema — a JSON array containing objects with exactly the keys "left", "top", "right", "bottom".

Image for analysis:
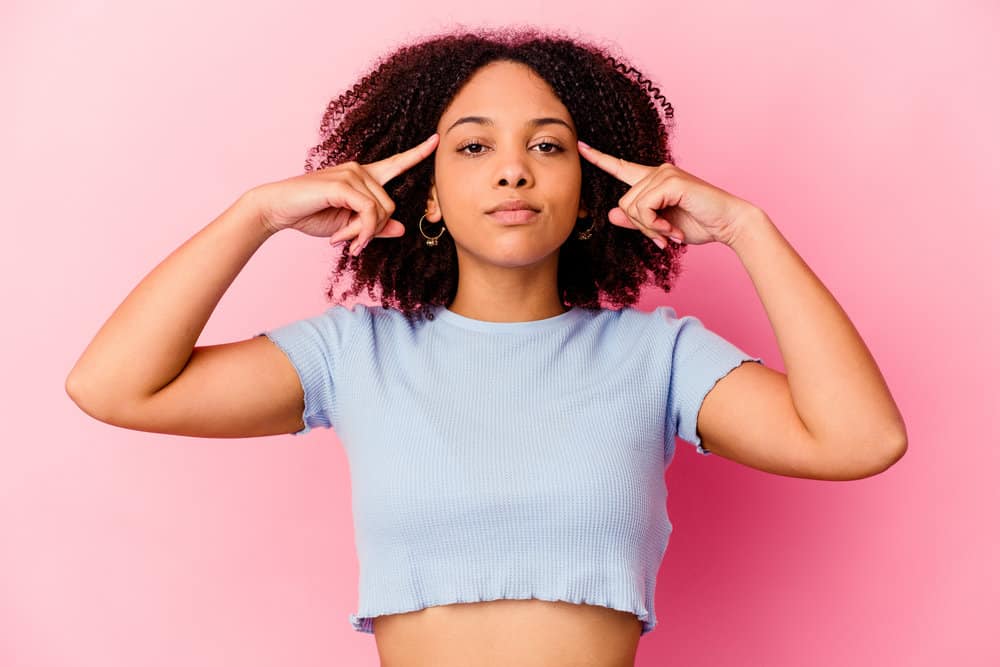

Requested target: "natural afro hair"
[{"left": 307, "top": 25, "right": 689, "bottom": 323}]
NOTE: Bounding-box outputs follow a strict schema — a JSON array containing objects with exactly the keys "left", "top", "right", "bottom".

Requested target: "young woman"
[{"left": 66, "top": 27, "right": 907, "bottom": 667}]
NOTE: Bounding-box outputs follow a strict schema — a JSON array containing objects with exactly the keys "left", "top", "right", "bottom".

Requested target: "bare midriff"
[{"left": 372, "top": 598, "right": 643, "bottom": 667}]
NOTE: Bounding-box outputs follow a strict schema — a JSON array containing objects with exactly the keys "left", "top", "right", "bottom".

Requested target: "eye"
[
  {"left": 535, "top": 141, "right": 564, "bottom": 154},
  {"left": 457, "top": 141, "right": 488, "bottom": 155},
  {"left": 456, "top": 139, "right": 566, "bottom": 156}
]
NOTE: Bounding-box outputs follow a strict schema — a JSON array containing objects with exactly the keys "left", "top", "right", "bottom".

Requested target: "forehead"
[{"left": 438, "top": 61, "right": 575, "bottom": 132}]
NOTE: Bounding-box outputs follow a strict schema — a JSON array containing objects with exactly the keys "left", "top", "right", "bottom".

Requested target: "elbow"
[
  {"left": 856, "top": 435, "right": 908, "bottom": 479},
  {"left": 858, "top": 414, "right": 909, "bottom": 478},
  {"left": 880, "top": 422, "right": 909, "bottom": 468},
  {"left": 884, "top": 434, "right": 908, "bottom": 468},
  {"left": 65, "top": 372, "right": 116, "bottom": 425},
  {"left": 65, "top": 372, "right": 88, "bottom": 410}
]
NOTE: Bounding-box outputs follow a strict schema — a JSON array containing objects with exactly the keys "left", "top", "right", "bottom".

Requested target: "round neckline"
[{"left": 433, "top": 304, "right": 583, "bottom": 333}]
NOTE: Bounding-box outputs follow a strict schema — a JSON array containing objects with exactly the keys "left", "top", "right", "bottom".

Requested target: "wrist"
[
  {"left": 726, "top": 206, "right": 774, "bottom": 255},
  {"left": 236, "top": 188, "right": 280, "bottom": 239}
]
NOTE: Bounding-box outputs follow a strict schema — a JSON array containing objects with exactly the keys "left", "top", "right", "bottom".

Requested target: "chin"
[{"left": 462, "top": 240, "right": 561, "bottom": 268}]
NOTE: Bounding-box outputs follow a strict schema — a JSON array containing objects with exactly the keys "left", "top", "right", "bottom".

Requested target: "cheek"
[
  {"left": 430, "top": 168, "right": 466, "bottom": 207},
  {"left": 547, "top": 170, "right": 583, "bottom": 208},
  {"left": 552, "top": 161, "right": 582, "bottom": 189},
  {"left": 435, "top": 180, "right": 476, "bottom": 214}
]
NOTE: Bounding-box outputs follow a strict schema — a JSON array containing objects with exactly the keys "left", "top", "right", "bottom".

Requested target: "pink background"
[{"left": 4, "top": 1, "right": 997, "bottom": 665}]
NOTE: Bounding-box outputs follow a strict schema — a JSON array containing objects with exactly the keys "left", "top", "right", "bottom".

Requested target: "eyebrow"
[{"left": 445, "top": 116, "right": 576, "bottom": 137}]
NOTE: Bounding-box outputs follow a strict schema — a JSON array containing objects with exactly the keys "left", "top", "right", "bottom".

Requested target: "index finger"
[
  {"left": 366, "top": 133, "right": 440, "bottom": 185},
  {"left": 577, "top": 140, "right": 649, "bottom": 187}
]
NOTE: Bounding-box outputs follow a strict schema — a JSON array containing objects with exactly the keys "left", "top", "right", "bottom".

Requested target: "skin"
[{"left": 424, "top": 59, "right": 591, "bottom": 323}]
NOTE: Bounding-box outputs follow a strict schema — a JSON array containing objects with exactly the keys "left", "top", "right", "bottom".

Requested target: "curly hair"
[{"left": 307, "top": 25, "right": 689, "bottom": 323}]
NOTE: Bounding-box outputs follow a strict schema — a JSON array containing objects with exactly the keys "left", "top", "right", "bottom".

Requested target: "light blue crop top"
[{"left": 257, "top": 303, "right": 763, "bottom": 636}]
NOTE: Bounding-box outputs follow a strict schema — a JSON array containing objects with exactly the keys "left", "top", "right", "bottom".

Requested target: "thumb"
[
  {"left": 375, "top": 219, "right": 407, "bottom": 238},
  {"left": 608, "top": 207, "right": 640, "bottom": 229}
]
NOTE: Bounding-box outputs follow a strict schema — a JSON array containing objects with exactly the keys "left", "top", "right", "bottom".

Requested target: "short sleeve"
[
  {"left": 660, "top": 307, "right": 764, "bottom": 456},
  {"left": 254, "top": 304, "right": 363, "bottom": 436}
]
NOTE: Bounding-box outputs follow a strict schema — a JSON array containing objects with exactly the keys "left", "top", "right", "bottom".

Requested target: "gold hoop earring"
[
  {"left": 419, "top": 212, "right": 446, "bottom": 247},
  {"left": 574, "top": 215, "right": 596, "bottom": 241}
]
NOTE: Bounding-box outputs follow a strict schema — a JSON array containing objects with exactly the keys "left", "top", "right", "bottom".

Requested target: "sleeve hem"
[
  {"left": 255, "top": 331, "right": 322, "bottom": 436},
  {"left": 678, "top": 341, "right": 764, "bottom": 455}
]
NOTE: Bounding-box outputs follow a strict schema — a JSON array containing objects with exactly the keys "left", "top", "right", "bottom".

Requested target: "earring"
[
  {"left": 574, "top": 214, "right": 596, "bottom": 240},
  {"left": 419, "top": 212, "right": 446, "bottom": 247}
]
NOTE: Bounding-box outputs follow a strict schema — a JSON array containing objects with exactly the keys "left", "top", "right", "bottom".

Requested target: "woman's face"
[{"left": 427, "top": 60, "right": 587, "bottom": 268}]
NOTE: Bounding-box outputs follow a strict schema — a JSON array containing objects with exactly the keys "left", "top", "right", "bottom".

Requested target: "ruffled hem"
[{"left": 349, "top": 591, "right": 654, "bottom": 636}]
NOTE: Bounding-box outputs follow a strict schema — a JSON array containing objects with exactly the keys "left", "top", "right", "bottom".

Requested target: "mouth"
[
  {"left": 487, "top": 208, "right": 540, "bottom": 225},
  {"left": 486, "top": 199, "right": 541, "bottom": 225},
  {"left": 486, "top": 199, "right": 540, "bottom": 212}
]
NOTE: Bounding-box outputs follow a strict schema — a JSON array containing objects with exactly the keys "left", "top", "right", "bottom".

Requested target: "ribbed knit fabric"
[{"left": 257, "top": 303, "right": 763, "bottom": 636}]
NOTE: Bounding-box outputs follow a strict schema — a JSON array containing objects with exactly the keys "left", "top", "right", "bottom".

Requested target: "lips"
[
  {"left": 487, "top": 199, "right": 540, "bottom": 213},
  {"left": 488, "top": 208, "right": 539, "bottom": 224}
]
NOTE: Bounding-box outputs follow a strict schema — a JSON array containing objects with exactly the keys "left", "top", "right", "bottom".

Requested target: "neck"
[{"left": 447, "top": 251, "right": 567, "bottom": 323}]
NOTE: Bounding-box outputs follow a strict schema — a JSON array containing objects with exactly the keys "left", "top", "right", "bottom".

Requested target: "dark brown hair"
[{"left": 308, "top": 25, "right": 689, "bottom": 322}]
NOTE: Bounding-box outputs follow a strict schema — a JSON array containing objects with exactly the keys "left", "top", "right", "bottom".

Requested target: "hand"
[
  {"left": 249, "top": 133, "right": 440, "bottom": 256},
  {"left": 577, "top": 139, "right": 758, "bottom": 248}
]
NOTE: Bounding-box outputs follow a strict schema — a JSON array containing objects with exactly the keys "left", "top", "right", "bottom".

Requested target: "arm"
[
  {"left": 712, "top": 208, "right": 907, "bottom": 477},
  {"left": 571, "top": 139, "right": 906, "bottom": 479},
  {"left": 65, "top": 191, "right": 277, "bottom": 422}
]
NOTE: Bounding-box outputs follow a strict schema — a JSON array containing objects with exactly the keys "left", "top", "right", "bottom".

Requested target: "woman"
[{"left": 66, "top": 27, "right": 908, "bottom": 667}]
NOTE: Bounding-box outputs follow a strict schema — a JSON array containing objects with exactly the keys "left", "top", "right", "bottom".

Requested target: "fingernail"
[
  {"left": 578, "top": 139, "right": 590, "bottom": 149},
  {"left": 669, "top": 235, "right": 683, "bottom": 244},
  {"left": 653, "top": 237, "right": 667, "bottom": 250}
]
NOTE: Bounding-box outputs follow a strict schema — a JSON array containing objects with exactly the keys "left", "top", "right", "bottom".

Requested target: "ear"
[{"left": 426, "top": 182, "right": 443, "bottom": 222}]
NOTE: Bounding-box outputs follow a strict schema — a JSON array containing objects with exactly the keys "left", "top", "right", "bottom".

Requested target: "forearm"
[
  {"left": 66, "top": 191, "right": 276, "bottom": 416},
  {"left": 728, "top": 208, "right": 907, "bottom": 458}
]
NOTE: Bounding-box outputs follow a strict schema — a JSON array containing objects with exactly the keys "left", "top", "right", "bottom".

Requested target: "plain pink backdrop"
[{"left": 4, "top": 1, "right": 997, "bottom": 666}]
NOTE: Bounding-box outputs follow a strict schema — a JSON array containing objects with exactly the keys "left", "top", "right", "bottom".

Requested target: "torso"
[{"left": 373, "top": 598, "right": 643, "bottom": 667}]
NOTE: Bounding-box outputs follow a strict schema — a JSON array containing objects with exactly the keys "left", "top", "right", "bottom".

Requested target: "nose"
[{"left": 493, "top": 145, "right": 535, "bottom": 188}]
